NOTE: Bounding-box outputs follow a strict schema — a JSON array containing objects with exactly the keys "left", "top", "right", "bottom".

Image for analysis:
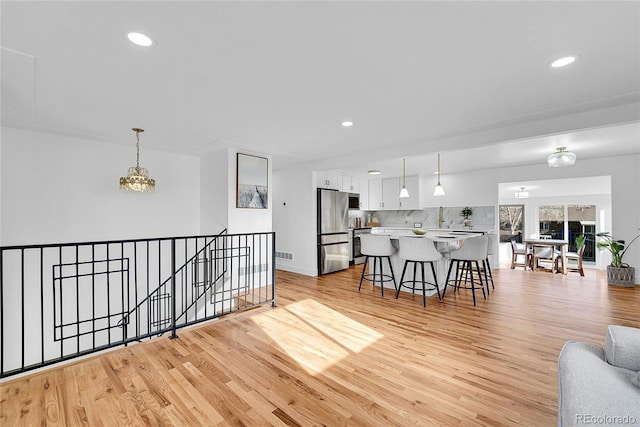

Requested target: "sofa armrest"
[
  {"left": 558, "top": 341, "right": 640, "bottom": 427},
  {"left": 605, "top": 325, "right": 640, "bottom": 371}
]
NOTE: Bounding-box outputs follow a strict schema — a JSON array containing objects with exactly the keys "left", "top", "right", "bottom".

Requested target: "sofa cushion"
[
  {"left": 632, "top": 371, "right": 640, "bottom": 388},
  {"left": 558, "top": 341, "right": 640, "bottom": 427},
  {"left": 605, "top": 325, "right": 640, "bottom": 371}
]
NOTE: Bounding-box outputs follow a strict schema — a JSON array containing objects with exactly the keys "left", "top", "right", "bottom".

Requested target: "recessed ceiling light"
[
  {"left": 127, "top": 32, "right": 154, "bottom": 47},
  {"left": 549, "top": 56, "right": 577, "bottom": 68},
  {"left": 341, "top": 121, "right": 354, "bottom": 127},
  {"left": 368, "top": 169, "right": 381, "bottom": 175}
]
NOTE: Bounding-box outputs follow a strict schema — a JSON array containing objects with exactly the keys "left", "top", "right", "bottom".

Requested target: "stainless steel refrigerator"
[{"left": 317, "top": 189, "right": 350, "bottom": 275}]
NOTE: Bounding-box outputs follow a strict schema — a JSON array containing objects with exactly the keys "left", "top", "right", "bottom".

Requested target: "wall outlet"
[{"left": 414, "top": 222, "right": 422, "bottom": 228}]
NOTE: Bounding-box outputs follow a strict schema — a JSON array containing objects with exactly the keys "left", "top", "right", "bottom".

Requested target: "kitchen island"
[{"left": 366, "top": 228, "right": 492, "bottom": 297}]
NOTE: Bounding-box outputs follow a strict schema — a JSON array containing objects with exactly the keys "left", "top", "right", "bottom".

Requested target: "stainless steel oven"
[{"left": 352, "top": 228, "right": 371, "bottom": 264}]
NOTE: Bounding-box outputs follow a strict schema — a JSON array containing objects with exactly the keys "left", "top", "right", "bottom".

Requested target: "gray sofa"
[{"left": 558, "top": 325, "right": 640, "bottom": 426}]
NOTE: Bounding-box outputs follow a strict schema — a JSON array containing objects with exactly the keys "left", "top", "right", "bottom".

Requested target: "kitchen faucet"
[{"left": 438, "top": 206, "right": 445, "bottom": 228}]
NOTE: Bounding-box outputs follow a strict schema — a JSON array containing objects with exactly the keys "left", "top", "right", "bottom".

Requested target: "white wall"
[
  {"left": 275, "top": 153, "right": 640, "bottom": 280},
  {"left": 226, "top": 149, "right": 272, "bottom": 234},
  {"left": 0, "top": 131, "right": 3, "bottom": 244},
  {"left": 200, "top": 148, "right": 273, "bottom": 235},
  {"left": 1, "top": 127, "right": 201, "bottom": 245},
  {"left": 272, "top": 164, "right": 317, "bottom": 276},
  {"left": 200, "top": 149, "right": 229, "bottom": 234}
]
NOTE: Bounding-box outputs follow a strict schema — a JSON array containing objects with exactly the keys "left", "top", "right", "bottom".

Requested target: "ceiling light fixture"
[
  {"left": 127, "top": 32, "right": 153, "bottom": 47},
  {"left": 547, "top": 146, "right": 576, "bottom": 167},
  {"left": 119, "top": 128, "right": 155, "bottom": 192},
  {"left": 549, "top": 56, "right": 577, "bottom": 68},
  {"left": 433, "top": 153, "right": 445, "bottom": 196},
  {"left": 515, "top": 187, "right": 529, "bottom": 199},
  {"left": 399, "top": 158, "right": 410, "bottom": 198},
  {"left": 341, "top": 121, "right": 354, "bottom": 127},
  {"left": 368, "top": 169, "right": 381, "bottom": 175}
]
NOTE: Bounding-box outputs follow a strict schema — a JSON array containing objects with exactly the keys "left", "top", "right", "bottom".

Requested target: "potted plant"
[
  {"left": 596, "top": 228, "right": 640, "bottom": 287},
  {"left": 460, "top": 207, "right": 474, "bottom": 228}
]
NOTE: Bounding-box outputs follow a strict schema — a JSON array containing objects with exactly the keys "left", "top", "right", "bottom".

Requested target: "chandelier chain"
[{"left": 136, "top": 130, "right": 140, "bottom": 168}]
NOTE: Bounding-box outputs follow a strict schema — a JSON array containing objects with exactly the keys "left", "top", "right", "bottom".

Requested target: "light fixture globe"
[
  {"left": 548, "top": 146, "right": 576, "bottom": 167},
  {"left": 399, "top": 158, "right": 410, "bottom": 198},
  {"left": 120, "top": 128, "right": 155, "bottom": 192},
  {"left": 515, "top": 187, "right": 529, "bottom": 198}
]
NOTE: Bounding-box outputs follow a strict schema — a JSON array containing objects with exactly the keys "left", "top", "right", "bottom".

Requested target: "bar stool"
[
  {"left": 442, "top": 235, "right": 488, "bottom": 306},
  {"left": 358, "top": 234, "right": 397, "bottom": 296},
  {"left": 483, "top": 234, "right": 497, "bottom": 293},
  {"left": 395, "top": 237, "right": 442, "bottom": 307}
]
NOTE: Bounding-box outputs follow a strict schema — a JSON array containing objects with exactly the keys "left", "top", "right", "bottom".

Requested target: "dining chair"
[
  {"left": 358, "top": 234, "right": 397, "bottom": 296},
  {"left": 510, "top": 239, "right": 530, "bottom": 270},
  {"left": 563, "top": 244, "right": 586, "bottom": 276},
  {"left": 532, "top": 245, "right": 559, "bottom": 272}
]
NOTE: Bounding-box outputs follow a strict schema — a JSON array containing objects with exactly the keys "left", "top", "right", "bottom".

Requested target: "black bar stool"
[
  {"left": 358, "top": 234, "right": 397, "bottom": 296},
  {"left": 442, "top": 235, "right": 488, "bottom": 306},
  {"left": 395, "top": 236, "right": 442, "bottom": 307}
]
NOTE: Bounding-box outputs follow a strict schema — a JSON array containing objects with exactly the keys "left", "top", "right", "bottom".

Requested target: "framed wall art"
[{"left": 236, "top": 153, "right": 268, "bottom": 209}]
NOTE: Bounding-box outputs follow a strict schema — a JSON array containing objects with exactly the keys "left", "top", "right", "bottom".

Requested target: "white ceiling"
[{"left": 2, "top": 1, "right": 639, "bottom": 175}]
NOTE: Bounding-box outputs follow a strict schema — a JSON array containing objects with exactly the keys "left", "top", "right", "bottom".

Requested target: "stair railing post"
[
  {"left": 271, "top": 232, "right": 276, "bottom": 307},
  {"left": 170, "top": 238, "right": 178, "bottom": 339}
]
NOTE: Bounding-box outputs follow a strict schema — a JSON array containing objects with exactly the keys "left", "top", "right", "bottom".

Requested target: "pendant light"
[
  {"left": 515, "top": 187, "right": 529, "bottom": 198},
  {"left": 547, "top": 146, "right": 576, "bottom": 167},
  {"left": 399, "top": 158, "right": 410, "bottom": 198},
  {"left": 433, "top": 153, "right": 445, "bottom": 196},
  {"left": 119, "top": 128, "right": 156, "bottom": 192}
]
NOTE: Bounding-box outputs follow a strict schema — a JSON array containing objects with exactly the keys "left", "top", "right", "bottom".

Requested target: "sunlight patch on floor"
[{"left": 250, "top": 299, "right": 383, "bottom": 375}]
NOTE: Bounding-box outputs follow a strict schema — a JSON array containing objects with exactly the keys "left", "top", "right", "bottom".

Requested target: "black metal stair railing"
[{"left": 0, "top": 230, "right": 276, "bottom": 379}]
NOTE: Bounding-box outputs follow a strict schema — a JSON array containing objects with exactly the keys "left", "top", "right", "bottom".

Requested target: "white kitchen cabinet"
[
  {"left": 367, "top": 178, "right": 404, "bottom": 210},
  {"left": 399, "top": 175, "right": 420, "bottom": 210},
  {"left": 382, "top": 178, "right": 400, "bottom": 210},
  {"left": 341, "top": 175, "right": 360, "bottom": 193},
  {"left": 368, "top": 179, "right": 383, "bottom": 210},
  {"left": 316, "top": 169, "right": 341, "bottom": 190},
  {"left": 358, "top": 178, "right": 369, "bottom": 209}
]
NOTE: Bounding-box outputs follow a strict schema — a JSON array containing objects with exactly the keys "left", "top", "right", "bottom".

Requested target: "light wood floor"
[{"left": 2, "top": 266, "right": 639, "bottom": 426}]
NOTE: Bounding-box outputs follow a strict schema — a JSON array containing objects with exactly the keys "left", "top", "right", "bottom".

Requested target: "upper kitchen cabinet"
[
  {"left": 399, "top": 176, "right": 420, "bottom": 210},
  {"left": 368, "top": 178, "right": 400, "bottom": 210},
  {"left": 359, "top": 179, "right": 369, "bottom": 210},
  {"left": 382, "top": 178, "right": 400, "bottom": 210},
  {"left": 368, "top": 179, "right": 383, "bottom": 210},
  {"left": 367, "top": 176, "right": 419, "bottom": 210},
  {"left": 316, "top": 169, "right": 342, "bottom": 190},
  {"left": 341, "top": 175, "right": 360, "bottom": 193}
]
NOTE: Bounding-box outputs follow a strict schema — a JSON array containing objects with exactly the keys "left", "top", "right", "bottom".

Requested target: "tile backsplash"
[{"left": 350, "top": 206, "right": 495, "bottom": 230}]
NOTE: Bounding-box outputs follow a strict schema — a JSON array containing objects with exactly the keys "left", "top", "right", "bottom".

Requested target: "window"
[
  {"left": 539, "top": 205, "right": 564, "bottom": 240},
  {"left": 567, "top": 205, "right": 596, "bottom": 261},
  {"left": 499, "top": 205, "right": 524, "bottom": 243}
]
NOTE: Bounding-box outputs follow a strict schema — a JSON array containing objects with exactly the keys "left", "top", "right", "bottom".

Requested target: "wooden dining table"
[{"left": 524, "top": 238, "right": 569, "bottom": 274}]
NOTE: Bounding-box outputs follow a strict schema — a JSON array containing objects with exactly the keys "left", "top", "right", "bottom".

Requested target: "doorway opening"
[{"left": 498, "top": 176, "right": 611, "bottom": 269}]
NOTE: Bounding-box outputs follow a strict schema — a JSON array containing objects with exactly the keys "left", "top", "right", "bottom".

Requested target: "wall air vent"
[{"left": 275, "top": 251, "right": 294, "bottom": 261}]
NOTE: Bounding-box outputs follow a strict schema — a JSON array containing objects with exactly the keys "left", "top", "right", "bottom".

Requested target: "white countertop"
[{"left": 371, "top": 228, "right": 482, "bottom": 243}]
